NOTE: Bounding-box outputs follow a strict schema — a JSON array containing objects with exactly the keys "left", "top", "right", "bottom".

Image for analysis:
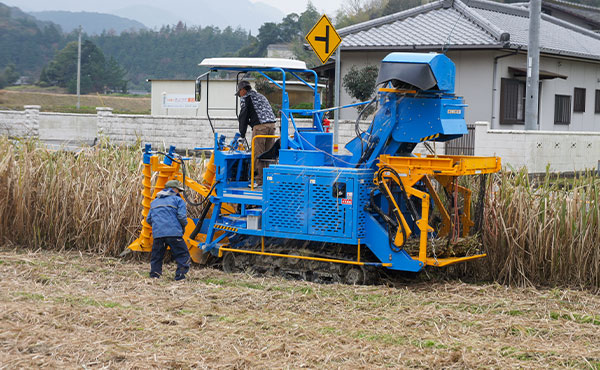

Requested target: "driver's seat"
[{"left": 257, "top": 138, "right": 280, "bottom": 162}]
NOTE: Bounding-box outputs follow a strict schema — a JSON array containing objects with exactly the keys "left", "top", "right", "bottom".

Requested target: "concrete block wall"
[
  {"left": 0, "top": 106, "right": 365, "bottom": 151},
  {"left": 0, "top": 105, "right": 39, "bottom": 138},
  {"left": 39, "top": 112, "right": 96, "bottom": 144},
  {"left": 97, "top": 108, "right": 362, "bottom": 151},
  {"left": 1, "top": 106, "right": 597, "bottom": 172},
  {"left": 97, "top": 108, "right": 243, "bottom": 150},
  {"left": 473, "top": 121, "right": 600, "bottom": 173}
]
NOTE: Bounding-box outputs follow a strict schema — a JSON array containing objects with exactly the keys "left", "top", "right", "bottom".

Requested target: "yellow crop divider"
[
  {"left": 376, "top": 154, "right": 501, "bottom": 267},
  {"left": 128, "top": 150, "right": 234, "bottom": 263}
]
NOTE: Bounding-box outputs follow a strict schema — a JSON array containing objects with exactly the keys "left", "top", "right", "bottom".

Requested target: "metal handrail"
[{"left": 250, "top": 134, "right": 279, "bottom": 190}]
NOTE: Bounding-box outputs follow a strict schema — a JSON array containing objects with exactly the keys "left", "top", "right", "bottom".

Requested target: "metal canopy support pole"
[
  {"left": 333, "top": 47, "right": 341, "bottom": 152},
  {"left": 525, "top": 0, "right": 540, "bottom": 130}
]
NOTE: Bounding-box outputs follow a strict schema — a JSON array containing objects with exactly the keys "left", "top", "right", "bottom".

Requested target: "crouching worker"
[{"left": 146, "top": 180, "right": 190, "bottom": 281}]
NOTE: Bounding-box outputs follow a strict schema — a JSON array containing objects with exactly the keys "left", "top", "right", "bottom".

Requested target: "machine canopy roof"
[{"left": 199, "top": 58, "right": 307, "bottom": 70}]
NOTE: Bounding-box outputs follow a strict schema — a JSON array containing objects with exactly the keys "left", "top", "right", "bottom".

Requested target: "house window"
[
  {"left": 574, "top": 88, "right": 586, "bottom": 112},
  {"left": 595, "top": 90, "right": 600, "bottom": 113},
  {"left": 554, "top": 95, "right": 571, "bottom": 125},
  {"left": 500, "top": 78, "right": 525, "bottom": 124}
]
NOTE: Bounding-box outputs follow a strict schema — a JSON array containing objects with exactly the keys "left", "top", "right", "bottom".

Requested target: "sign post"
[{"left": 305, "top": 15, "right": 342, "bottom": 151}]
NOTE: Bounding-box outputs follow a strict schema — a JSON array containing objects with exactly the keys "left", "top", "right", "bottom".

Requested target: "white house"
[
  {"left": 149, "top": 78, "right": 325, "bottom": 117},
  {"left": 148, "top": 79, "right": 238, "bottom": 117},
  {"left": 331, "top": 0, "right": 600, "bottom": 133}
]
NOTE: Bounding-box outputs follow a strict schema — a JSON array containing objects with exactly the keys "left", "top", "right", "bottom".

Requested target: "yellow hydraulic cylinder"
[{"left": 202, "top": 153, "right": 216, "bottom": 186}]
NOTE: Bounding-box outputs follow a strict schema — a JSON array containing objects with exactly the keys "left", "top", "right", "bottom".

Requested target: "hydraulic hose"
[
  {"left": 374, "top": 165, "right": 424, "bottom": 250},
  {"left": 378, "top": 166, "right": 419, "bottom": 222},
  {"left": 158, "top": 151, "right": 216, "bottom": 208},
  {"left": 355, "top": 95, "right": 378, "bottom": 159},
  {"left": 367, "top": 188, "right": 403, "bottom": 252},
  {"left": 189, "top": 201, "right": 212, "bottom": 240}
]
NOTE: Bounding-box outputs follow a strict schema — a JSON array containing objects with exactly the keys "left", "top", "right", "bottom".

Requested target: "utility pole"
[
  {"left": 76, "top": 25, "right": 82, "bottom": 110},
  {"left": 525, "top": 0, "right": 541, "bottom": 130}
]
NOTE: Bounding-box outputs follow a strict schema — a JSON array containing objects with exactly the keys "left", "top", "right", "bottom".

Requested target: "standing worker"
[
  {"left": 146, "top": 180, "right": 190, "bottom": 281},
  {"left": 236, "top": 80, "right": 276, "bottom": 187}
]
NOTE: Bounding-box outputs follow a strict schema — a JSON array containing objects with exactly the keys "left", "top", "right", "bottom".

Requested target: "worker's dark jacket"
[
  {"left": 146, "top": 189, "right": 187, "bottom": 238},
  {"left": 238, "top": 90, "right": 276, "bottom": 138}
]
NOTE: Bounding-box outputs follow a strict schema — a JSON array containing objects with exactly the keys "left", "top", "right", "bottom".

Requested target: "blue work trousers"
[{"left": 150, "top": 237, "right": 190, "bottom": 280}]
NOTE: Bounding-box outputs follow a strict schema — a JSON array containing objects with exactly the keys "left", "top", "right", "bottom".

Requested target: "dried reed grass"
[
  {"left": 476, "top": 169, "right": 600, "bottom": 290},
  {"left": 1, "top": 137, "right": 599, "bottom": 290},
  {"left": 0, "top": 137, "right": 203, "bottom": 256}
]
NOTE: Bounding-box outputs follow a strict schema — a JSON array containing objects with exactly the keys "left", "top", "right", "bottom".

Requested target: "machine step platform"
[{"left": 222, "top": 187, "right": 263, "bottom": 205}]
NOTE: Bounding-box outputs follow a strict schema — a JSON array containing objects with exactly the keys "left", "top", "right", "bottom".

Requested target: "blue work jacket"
[{"left": 146, "top": 189, "right": 188, "bottom": 238}]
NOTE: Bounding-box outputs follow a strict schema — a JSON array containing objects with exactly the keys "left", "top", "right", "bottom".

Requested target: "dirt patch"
[{"left": 0, "top": 247, "right": 599, "bottom": 368}]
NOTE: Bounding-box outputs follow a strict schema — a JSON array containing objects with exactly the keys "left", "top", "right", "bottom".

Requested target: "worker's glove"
[{"left": 237, "top": 137, "right": 246, "bottom": 149}]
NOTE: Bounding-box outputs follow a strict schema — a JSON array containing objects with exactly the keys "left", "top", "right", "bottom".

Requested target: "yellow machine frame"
[
  {"left": 376, "top": 154, "right": 501, "bottom": 266},
  {"left": 127, "top": 153, "right": 234, "bottom": 263}
]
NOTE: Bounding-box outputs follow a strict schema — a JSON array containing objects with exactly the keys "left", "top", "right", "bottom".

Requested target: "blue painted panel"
[
  {"left": 364, "top": 213, "right": 423, "bottom": 272},
  {"left": 262, "top": 166, "right": 375, "bottom": 242},
  {"left": 308, "top": 176, "right": 353, "bottom": 237},
  {"left": 264, "top": 173, "right": 308, "bottom": 234},
  {"left": 356, "top": 175, "right": 374, "bottom": 239},
  {"left": 440, "top": 118, "right": 468, "bottom": 136},
  {"left": 279, "top": 149, "right": 328, "bottom": 166},
  {"left": 391, "top": 96, "right": 467, "bottom": 143},
  {"left": 297, "top": 132, "right": 333, "bottom": 154}
]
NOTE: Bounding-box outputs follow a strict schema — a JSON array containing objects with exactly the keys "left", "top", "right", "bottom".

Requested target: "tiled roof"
[
  {"left": 338, "top": 0, "right": 600, "bottom": 61},
  {"left": 544, "top": 0, "right": 600, "bottom": 26}
]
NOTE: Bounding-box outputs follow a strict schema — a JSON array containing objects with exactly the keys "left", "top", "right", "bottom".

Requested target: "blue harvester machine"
[{"left": 128, "top": 53, "right": 501, "bottom": 283}]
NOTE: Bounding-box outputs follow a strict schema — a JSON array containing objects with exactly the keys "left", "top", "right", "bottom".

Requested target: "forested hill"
[
  {"left": 0, "top": 2, "right": 251, "bottom": 90},
  {"left": 4, "top": 0, "right": 600, "bottom": 92},
  {"left": 92, "top": 25, "right": 251, "bottom": 90},
  {"left": 30, "top": 11, "right": 147, "bottom": 34},
  {"left": 0, "top": 3, "right": 66, "bottom": 76}
]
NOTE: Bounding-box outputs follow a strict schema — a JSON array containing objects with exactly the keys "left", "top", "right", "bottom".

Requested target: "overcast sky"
[
  {"left": 8, "top": 0, "right": 345, "bottom": 17},
  {"left": 249, "top": 0, "right": 345, "bottom": 16}
]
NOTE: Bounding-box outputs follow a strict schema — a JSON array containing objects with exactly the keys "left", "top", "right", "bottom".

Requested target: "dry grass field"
[
  {"left": 1, "top": 247, "right": 599, "bottom": 369},
  {"left": 0, "top": 89, "right": 150, "bottom": 114}
]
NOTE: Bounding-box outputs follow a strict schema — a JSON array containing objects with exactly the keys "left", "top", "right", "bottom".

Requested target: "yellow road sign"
[{"left": 305, "top": 15, "right": 342, "bottom": 64}]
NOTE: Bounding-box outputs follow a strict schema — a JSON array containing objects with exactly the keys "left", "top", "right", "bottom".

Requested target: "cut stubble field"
[{"left": 1, "top": 247, "right": 599, "bottom": 369}]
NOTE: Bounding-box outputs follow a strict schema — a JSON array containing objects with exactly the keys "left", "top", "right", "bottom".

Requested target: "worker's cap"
[
  {"left": 235, "top": 80, "right": 252, "bottom": 96},
  {"left": 164, "top": 180, "right": 184, "bottom": 191}
]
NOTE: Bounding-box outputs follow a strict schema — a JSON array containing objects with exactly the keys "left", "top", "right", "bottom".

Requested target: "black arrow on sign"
[{"left": 314, "top": 25, "right": 330, "bottom": 53}]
